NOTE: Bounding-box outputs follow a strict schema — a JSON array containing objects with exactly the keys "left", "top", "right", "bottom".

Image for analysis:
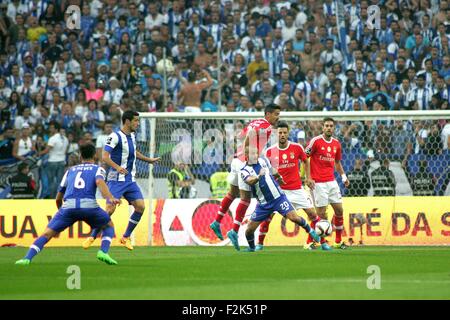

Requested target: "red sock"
[
  {"left": 258, "top": 217, "right": 272, "bottom": 245},
  {"left": 307, "top": 216, "right": 321, "bottom": 243},
  {"left": 334, "top": 215, "right": 344, "bottom": 243},
  {"left": 232, "top": 199, "right": 250, "bottom": 232},
  {"left": 214, "top": 193, "right": 235, "bottom": 223}
]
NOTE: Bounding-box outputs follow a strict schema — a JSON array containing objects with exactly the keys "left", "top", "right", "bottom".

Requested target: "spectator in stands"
[
  {"left": 371, "top": 158, "right": 396, "bottom": 196},
  {"left": 96, "top": 121, "right": 113, "bottom": 164},
  {"left": 178, "top": 70, "right": 213, "bottom": 112},
  {"left": 346, "top": 159, "right": 370, "bottom": 197},
  {"left": 441, "top": 119, "right": 450, "bottom": 151},
  {"left": 12, "top": 123, "right": 34, "bottom": 161},
  {"left": 39, "top": 121, "right": 68, "bottom": 198},
  {"left": 0, "top": 126, "right": 14, "bottom": 161},
  {"left": 425, "top": 123, "right": 443, "bottom": 155},
  {"left": 8, "top": 162, "right": 36, "bottom": 199}
]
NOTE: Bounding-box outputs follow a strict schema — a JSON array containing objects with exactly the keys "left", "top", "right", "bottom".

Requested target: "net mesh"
[{"left": 135, "top": 115, "right": 450, "bottom": 199}]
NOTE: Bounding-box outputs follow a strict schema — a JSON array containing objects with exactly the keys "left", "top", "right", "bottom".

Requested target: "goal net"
[
  {"left": 134, "top": 111, "right": 450, "bottom": 245},
  {"left": 136, "top": 110, "right": 450, "bottom": 199}
]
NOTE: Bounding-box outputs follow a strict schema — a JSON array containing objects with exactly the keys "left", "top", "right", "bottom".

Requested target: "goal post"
[{"left": 136, "top": 110, "right": 450, "bottom": 245}]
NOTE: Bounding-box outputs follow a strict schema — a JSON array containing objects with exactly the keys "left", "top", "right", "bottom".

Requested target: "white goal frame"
[{"left": 140, "top": 110, "right": 450, "bottom": 245}]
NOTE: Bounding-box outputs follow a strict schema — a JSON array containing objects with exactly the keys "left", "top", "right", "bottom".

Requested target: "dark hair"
[
  {"left": 18, "top": 162, "right": 29, "bottom": 172},
  {"left": 80, "top": 143, "right": 96, "bottom": 160},
  {"left": 323, "top": 117, "right": 335, "bottom": 124},
  {"left": 187, "top": 72, "right": 196, "bottom": 82},
  {"left": 277, "top": 121, "right": 289, "bottom": 130},
  {"left": 49, "top": 121, "right": 61, "bottom": 131},
  {"left": 264, "top": 103, "right": 281, "bottom": 114},
  {"left": 122, "top": 110, "right": 139, "bottom": 124}
]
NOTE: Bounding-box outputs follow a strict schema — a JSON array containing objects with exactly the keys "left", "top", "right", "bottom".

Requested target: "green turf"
[{"left": 1, "top": 246, "right": 449, "bottom": 299}]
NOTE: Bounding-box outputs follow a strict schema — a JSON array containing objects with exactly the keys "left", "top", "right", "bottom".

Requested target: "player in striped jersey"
[
  {"left": 257, "top": 121, "right": 331, "bottom": 251},
  {"left": 209, "top": 104, "right": 280, "bottom": 250},
  {"left": 82, "top": 111, "right": 160, "bottom": 251},
  {"left": 240, "top": 146, "right": 320, "bottom": 252},
  {"left": 16, "top": 144, "right": 121, "bottom": 265}
]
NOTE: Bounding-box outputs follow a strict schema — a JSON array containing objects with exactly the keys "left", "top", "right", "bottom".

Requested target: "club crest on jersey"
[
  {"left": 282, "top": 154, "right": 288, "bottom": 160},
  {"left": 327, "top": 146, "right": 331, "bottom": 152},
  {"left": 333, "top": 146, "right": 337, "bottom": 153},
  {"left": 321, "top": 147, "right": 325, "bottom": 150},
  {"left": 290, "top": 152, "right": 295, "bottom": 159}
]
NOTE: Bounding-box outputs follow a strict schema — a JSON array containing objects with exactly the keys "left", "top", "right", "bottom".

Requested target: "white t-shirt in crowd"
[
  {"left": 442, "top": 123, "right": 450, "bottom": 150},
  {"left": 47, "top": 133, "right": 69, "bottom": 162},
  {"left": 96, "top": 133, "right": 109, "bottom": 150}
]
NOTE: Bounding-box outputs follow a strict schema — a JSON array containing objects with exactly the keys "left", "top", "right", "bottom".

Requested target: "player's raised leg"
[
  {"left": 285, "top": 210, "right": 321, "bottom": 243},
  {"left": 210, "top": 184, "right": 239, "bottom": 240}
]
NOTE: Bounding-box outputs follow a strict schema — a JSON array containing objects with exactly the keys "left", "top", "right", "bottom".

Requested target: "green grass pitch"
[{"left": 1, "top": 246, "right": 449, "bottom": 299}]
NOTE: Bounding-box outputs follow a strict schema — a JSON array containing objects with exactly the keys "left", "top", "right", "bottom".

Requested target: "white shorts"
[
  {"left": 312, "top": 180, "right": 342, "bottom": 208},
  {"left": 283, "top": 188, "right": 314, "bottom": 210},
  {"left": 227, "top": 158, "right": 251, "bottom": 192}
]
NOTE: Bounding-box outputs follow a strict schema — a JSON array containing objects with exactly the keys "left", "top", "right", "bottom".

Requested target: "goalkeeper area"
[{"left": 1, "top": 246, "right": 449, "bottom": 300}]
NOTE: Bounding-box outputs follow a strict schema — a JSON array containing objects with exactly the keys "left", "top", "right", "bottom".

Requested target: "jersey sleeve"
[
  {"left": 95, "top": 167, "right": 106, "bottom": 181},
  {"left": 240, "top": 166, "right": 253, "bottom": 181},
  {"left": 57, "top": 170, "right": 69, "bottom": 194},
  {"left": 297, "top": 145, "right": 307, "bottom": 162},
  {"left": 104, "top": 132, "right": 118, "bottom": 153},
  {"left": 305, "top": 139, "right": 316, "bottom": 157}
]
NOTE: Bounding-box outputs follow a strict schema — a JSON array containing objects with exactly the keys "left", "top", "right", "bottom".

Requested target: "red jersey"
[
  {"left": 305, "top": 135, "right": 342, "bottom": 183},
  {"left": 265, "top": 142, "right": 307, "bottom": 190},
  {"left": 237, "top": 118, "right": 272, "bottom": 160}
]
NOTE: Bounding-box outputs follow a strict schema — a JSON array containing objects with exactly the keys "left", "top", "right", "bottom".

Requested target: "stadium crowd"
[{"left": 0, "top": 0, "right": 449, "bottom": 198}]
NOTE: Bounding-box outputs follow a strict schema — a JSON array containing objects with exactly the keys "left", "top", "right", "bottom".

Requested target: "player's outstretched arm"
[
  {"left": 136, "top": 150, "right": 161, "bottom": 164},
  {"left": 96, "top": 178, "right": 121, "bottom": 206}
]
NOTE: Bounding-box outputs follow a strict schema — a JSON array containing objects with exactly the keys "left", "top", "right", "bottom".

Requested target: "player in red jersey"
[
  {"left": 256, "top": 121, "right": 331, "bottom": 251},
  {"left": 209, "top": 104, "right": 280, "bottom": 250},
  {"left": 305, "top": 117, "right": 350, "bottom": 249}
]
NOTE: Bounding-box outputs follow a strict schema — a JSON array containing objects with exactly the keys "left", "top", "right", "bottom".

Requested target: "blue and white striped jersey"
[
  {"left": 240, "top": 157, "right": 285, "bottom": 205},
  {"left": 58, "top": 163, "right": 106, "bottom": 209},
  {"left": 104, "top": 130, "right": 137, "bottom": 182}
]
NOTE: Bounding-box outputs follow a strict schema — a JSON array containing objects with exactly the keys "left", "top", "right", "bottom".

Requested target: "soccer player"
[
  {"left": 305, "top": 117, "right": 350, "bottom": 249},
  {"left": 241, "top": 146, "right": 321, "bottom": 252},
  {"left": 15, "top": 144, "right": 121, "bottom": 265},
  {"left": 209, "top": 104, "right": 280, "bottom": 250},
  {"left": 257, "top": 121, "right": 331, "bottom": 251},
  {"left": 83, "top": 111, "right": 160, "bottom": 251}
]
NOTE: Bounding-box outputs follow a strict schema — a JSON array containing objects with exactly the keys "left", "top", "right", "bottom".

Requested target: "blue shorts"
[
  {"left": 107, "top": 181, "right": 143, "bottom": 204},
  {"left": 250, "top": 195, "right": 295, "bottom": 222},
  {"left": 47, "top": 207, "right": 111, "bottom": 232}
]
